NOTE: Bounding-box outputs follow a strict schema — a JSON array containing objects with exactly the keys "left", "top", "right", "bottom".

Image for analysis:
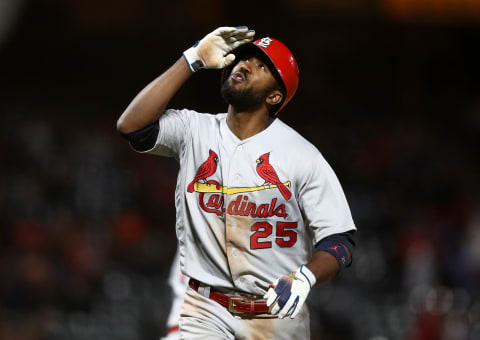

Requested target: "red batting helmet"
[{"left": 222, "top": 37, "right": 299, "bottom": 116}]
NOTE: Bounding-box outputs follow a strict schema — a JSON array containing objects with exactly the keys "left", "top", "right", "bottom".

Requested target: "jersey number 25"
[{"left": 250, "top": 222, "right": 297, "bottom": 249}]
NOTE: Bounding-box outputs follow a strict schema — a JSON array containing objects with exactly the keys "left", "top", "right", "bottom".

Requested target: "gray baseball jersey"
[{"left": 137, "top": 109, "right": 356, "bottom": 296}]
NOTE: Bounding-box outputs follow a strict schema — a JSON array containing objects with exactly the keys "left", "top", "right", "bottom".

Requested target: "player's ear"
[{"left": 266, "top": 90, "right": 283, "bottom": 106}]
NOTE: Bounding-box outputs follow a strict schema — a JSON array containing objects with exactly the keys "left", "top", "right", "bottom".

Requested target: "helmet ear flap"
[{"left": 256, "top": 38, "right": 299, "bottom": 116}]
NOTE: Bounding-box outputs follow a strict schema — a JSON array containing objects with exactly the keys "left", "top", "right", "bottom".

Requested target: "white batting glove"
[
  {"left": 263, "top": 265, "right": 317, "bottom": 319},
  {"left": 183, "top": 26, "right": 255, "bottom": 72}
]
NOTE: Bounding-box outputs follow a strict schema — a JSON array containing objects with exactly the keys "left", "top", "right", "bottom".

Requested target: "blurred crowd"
[
  {"left": 1, "top": 1, "right": 479, "bottom": 340},
  {"left": 0, "top": 102, "right": 179, "bottom": 339}
]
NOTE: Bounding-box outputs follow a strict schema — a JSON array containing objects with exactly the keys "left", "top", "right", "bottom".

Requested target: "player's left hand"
[{"left": 263, "top": 265, "right": 317, "bottom": 319}]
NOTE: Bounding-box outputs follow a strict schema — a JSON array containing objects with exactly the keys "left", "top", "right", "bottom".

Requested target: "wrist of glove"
[
  {"left": 183, "top": 26, "right": 255, "bottom": 72},
  {"left": 263, "top": 265, "right": 317, "bottom": 319}
]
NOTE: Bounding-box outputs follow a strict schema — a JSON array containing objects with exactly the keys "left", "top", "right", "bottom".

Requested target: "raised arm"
[
  {"left": 116, "top": 58, "right": 191, "bottom": 134},
  {"left": 116, "top": 26, "right": 255, "bottom": 134}
]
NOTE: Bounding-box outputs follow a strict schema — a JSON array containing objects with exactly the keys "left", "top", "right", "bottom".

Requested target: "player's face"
[{"left": 221, "top": 56, "right": 281, "bottom": 112}]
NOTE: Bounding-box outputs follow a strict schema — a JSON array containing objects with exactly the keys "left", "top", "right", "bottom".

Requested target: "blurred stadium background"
[{"left": 1, "top": 0, "right": 479, "bottom": 339}]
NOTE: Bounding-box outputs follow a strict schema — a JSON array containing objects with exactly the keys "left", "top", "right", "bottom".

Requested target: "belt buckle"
[{"left": 228, "top": 296, "right": 249, "bottom": 314}]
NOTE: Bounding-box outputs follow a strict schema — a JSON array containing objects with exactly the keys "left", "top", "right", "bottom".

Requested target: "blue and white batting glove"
[
  {"left": 183, "top": 26, "right": 255, "bottom": 72},
  {"left": 263, "top": 265, "right": 317, "bottom": 319}
]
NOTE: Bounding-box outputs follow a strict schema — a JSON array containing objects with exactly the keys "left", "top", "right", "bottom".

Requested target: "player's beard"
[{"left": 221, "top": 78, "right": 275, "bottom": 112}]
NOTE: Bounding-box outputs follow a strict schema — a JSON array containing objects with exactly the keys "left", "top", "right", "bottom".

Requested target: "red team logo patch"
[
  {"left": 187, "top": 149, "right": 219, "bottom": 192},
  {"left": 188, "top": 150, "right": 298, "bottom": 249},
  {"left": 256, "top": 152, "right": 292, "bottom": 200},
  {"left": 188, "top": 150, "right": 292, "bottom": 217}
]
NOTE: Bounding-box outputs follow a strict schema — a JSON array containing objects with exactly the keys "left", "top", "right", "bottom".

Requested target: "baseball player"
[{"left": 117, "top": 26, "right": 356, "bottom": 340}]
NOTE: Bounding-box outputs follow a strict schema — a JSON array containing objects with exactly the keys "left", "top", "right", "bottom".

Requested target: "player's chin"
[{"left": 222, "top": 81, "right": 243, "bottom": 99}]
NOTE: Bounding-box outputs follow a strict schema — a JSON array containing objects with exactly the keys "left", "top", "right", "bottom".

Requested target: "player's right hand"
[{"left": 183, "top": 26, "right": 255, "bottom": 72}]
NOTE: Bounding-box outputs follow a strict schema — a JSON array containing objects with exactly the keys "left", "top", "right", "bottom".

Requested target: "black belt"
[{"left": 189, "top": 279, "right": 270, "bottom": 315}]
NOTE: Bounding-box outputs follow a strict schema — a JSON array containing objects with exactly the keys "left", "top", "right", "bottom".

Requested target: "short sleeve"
[
  {"left": 134, "top": 109, "right": 197, "bottom": 158},
  {"left": 297, "top": 153, "right": 356, "bottom": 245}
]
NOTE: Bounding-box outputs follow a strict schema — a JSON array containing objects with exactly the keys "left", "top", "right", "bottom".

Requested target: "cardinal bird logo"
[
  {"left": 256, "top": 152, "right": 291, "bottom": 200},
  {"left": 187, "top": 149, "right": 219, "bottom": 192}
]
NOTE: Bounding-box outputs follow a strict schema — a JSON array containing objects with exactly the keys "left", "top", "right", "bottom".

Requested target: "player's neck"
[{"left": 226, "top": 106, "right": 271, "bottom": 140}]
